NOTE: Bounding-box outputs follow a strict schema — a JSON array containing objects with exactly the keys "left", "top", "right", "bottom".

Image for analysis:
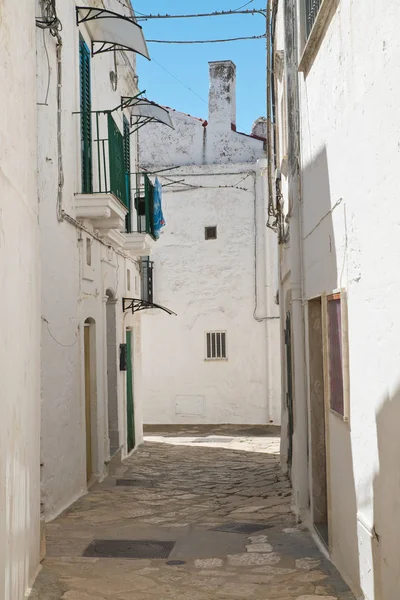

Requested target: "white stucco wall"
[
  {"left": 277, "top": 1, "right": 400, "bottom": 598},
  {"left": 140, "top": 164, "right": 281, "bottom": 425},
  {"left": 0, "top": 2, "right": 41, "bottom": 598},
  {"left": 139, "top": 61, "right": 266, "bottom": 169},
  {"left": 139, "top": 60, "right": 280, "bottom": 427},
  {"left": 37, "top": 0, "right": 145, "bottom": 521}
]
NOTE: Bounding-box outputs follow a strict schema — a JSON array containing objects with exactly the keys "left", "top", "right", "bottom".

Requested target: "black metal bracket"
[
  {"left": 122, "top": 298, "right": 177, "bottom": 316},
  {"left": 76, "top": 7, "right": 147, "bottom": 56}
]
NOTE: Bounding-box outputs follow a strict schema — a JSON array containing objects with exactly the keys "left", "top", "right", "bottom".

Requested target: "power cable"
[
  {"left": 147, "top": 34, "right": 266, "bottom": 44},
  {"left": 151, "top": 58, "right": 208, "bottom": 105},
  {"left": 136, "top": 9, "right": 266, "bottom": 21}
]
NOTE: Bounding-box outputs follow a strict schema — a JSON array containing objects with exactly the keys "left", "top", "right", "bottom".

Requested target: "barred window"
[
  {"left": 305, "top": 0, "right": 322, "bottom": 37},
  {"left": 327, "top": 294, "right": 344, "bottom": 416},
  {"left": 205, "top": 331, "right": 227, "bottom": 360}
]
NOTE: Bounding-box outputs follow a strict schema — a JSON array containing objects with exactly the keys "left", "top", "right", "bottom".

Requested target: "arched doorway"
[
  {"left": 106, "top": 290, "right": 119, "bottom": 456},
  {"left": 84, "top": 318, "right": 96, "bottom": 482}
]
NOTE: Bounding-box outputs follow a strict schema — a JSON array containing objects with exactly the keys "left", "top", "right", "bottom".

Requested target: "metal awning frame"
[
  {"left": 120, "top": 96, "right": 174, "bottom": 135},
  {"left": 76, "top": 7, "right": 150, "bottom": 57},
  {"left": 122, "top": 298, "right": 177, "bottom": 316}
]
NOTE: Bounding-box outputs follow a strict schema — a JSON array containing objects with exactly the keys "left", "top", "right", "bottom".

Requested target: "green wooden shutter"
[
  {"left": 107, "top": 113, "right": 126, "bottom": 207},
  {"left": 123, "top": 116, "right": 131, "bottom": 232},
  {"left": 79, "top": 36, "right": 92, "bottom": 193}
]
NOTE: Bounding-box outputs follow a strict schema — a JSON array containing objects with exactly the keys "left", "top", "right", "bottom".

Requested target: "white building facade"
[
  {"left": 36, "top": 0, "right": 160, "bottom": 522},
  {"left": 273, "top": 1, "right": 400, "bottom": 598},
  {"left": 0, "top": 3, "right": 41, "bottom": 599},
  {"left": 139, "top": 61, "right": 281, "bottom": 426}
]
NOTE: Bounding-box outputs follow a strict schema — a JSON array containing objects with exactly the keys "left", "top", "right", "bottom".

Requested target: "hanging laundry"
[{"left": 153, "top": 177, "right": 165, "bottom": 239}]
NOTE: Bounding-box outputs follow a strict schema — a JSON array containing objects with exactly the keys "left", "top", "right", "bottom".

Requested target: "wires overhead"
[
  {"left": 136, "top": 8, "right": 266, "bottom": 21},
  {"left": 147, "top": 34, "right": 266, "bottom": 45},
  {"left": 151, "top": 59, "right": 208, "bottom": 105}
]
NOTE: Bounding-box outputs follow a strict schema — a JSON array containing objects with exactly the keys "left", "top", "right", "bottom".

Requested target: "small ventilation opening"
[
  {"left": 205, "top": 226, "right": 217, "bottom": 240},
  {"left": 206, "top": 331, "right": 227, "bottom": 360}
]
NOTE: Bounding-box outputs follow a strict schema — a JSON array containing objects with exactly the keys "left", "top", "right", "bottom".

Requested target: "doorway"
[
  {"left": 106, "top": 291, "right": 119, "bottom": 456},
  {"left": 126, "top": 329, "right": 135, "bottom": 452},
  {"left": 308, "top": 298, "right": 329, "bottom": 546},
  {"left": 84, "top": 319, "right": 96, "bottom": 482}
]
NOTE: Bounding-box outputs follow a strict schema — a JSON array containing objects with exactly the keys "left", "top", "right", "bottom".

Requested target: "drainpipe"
[{"left": 284, "top": 0, "right": 309, "bottom": 515}]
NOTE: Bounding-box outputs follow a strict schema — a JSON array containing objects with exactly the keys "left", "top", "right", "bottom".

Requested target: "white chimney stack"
[{"left": 208, "top": 60, "right": 237, "bottom": 131}]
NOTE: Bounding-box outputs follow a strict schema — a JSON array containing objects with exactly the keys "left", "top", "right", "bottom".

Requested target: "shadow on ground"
[{"left": 31, "top": 432, "right": 355, "bottom": 600}]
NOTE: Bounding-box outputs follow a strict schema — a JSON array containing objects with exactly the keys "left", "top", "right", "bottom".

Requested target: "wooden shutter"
[
  {"left": 123, "top": 116, "right": 131, "bottom": 231},
  {"left": 79, "top": 36, "right": 92, "bottom": 193}
]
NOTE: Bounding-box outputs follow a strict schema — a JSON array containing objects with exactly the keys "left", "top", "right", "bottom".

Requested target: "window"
[
  {"left": 305, "top": 0, "right": 322, "bottom": 37},
  {"left": 206, "top": 331, "right": 227, "bottom": 360},
  {"left": 79, "top": 35, "right": 92, "bottom": 193},
  {"left": 86, "top": 238, "right": 92, "bottom": 266},
  {"left": 141, "top": 257, "right": 153, "bottom": 303},
  {"left": 205, "top": 226, "right": 217, "bottom": 240},
  {"left": 327, "top": 294, "right": 344, "bottom": 416},
  {"left": 127, "top": 269, "right": 131, "bottom": 292}
]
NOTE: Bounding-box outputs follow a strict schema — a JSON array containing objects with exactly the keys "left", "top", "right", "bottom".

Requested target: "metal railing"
[
  {"left": 140, "top": 257, "right": 154, "bottom": 303},
  {"left": 81, "top": 110, "right": 129, "bottom": 211},
  {"left": 134, "top": 173, "right": 155, "bottom": 238},
  {"left": 305, "top": 0, "right": 322, "bottom": 37}
]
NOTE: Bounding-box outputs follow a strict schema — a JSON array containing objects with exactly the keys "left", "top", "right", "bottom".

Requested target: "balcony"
[
  {"left": 75, "top": 110, "right": 129, "bottom": 246},
  {"left": 123, "top": 173, "right": 156, "bottom": 257}
]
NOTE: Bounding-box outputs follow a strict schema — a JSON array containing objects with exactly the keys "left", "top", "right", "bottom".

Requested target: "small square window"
[
  {"left": 205, "top": 226, "right": 217, "bottom": 240},
  {"left": 205, "top": 331, "right": 227, "bottom": 360}
]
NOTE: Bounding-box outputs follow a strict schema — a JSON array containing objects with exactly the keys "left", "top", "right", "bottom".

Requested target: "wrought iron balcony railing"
[
  {"left": 81, "top": 110, "right": 129, "bottom": 209},
  {"left": 305, "top": 0, "right": 322, "bottom": 37},
  {"left": 134, "top": 173, "right": 155, "bottom": 238}
]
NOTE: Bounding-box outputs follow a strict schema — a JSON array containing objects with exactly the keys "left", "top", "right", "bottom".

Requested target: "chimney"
[{"left": 208, "top": 61, "right": 236, "bottom": 132}]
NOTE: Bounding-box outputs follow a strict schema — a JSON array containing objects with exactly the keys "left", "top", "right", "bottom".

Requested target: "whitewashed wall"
[
  {"left": 141, "top": 165, "right": 281, "bottom": 425},
  {"left": 0, "top": 2, "right": 41, "bottom": 599},
  {"left": 277, "top": 1, "right": 400, "bottom": 598},
  {"left": 139, "top": 60, "right": 280, "bottom": 426},
  {"left": 37, "top": 0, "right": 144, "bottom": 521}
]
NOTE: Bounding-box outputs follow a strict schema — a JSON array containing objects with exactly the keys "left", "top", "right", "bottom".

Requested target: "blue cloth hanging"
[{"left": 153, "top": 177, "right": 165, "bottom": 239}]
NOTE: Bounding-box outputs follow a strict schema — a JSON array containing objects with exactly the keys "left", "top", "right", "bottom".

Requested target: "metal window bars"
[
  {"left": 206, "top": 332, "right": 227, "bottom": 360},
  {"left": 305, "top": 0, "right": 322, "bottom": 37}
]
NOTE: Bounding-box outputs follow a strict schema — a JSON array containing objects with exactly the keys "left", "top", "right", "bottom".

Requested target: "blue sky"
[{"left": 132, "top": 1, "right": 267, "bottom": 133}]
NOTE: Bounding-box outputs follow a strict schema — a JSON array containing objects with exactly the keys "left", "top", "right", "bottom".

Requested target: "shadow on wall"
[
  {"left": 301, "top": 146, "right": 361, "bottom": 594},
  {"left": 372, "top": 390, "right": 400, "bottom": 599}
]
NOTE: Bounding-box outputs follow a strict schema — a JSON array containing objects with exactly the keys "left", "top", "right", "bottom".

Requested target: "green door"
[{"left": 126, "top": 330, "right": 135, "bottom": 452}]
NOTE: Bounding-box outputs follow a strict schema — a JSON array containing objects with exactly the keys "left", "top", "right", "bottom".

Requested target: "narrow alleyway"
[{"left": 32, "top": 428, "right": 355, "bottom": 600}]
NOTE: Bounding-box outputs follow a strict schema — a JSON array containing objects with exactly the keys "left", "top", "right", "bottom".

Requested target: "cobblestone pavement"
[{"left": 31, "top": 428, "right": 355, "bottom": 600}]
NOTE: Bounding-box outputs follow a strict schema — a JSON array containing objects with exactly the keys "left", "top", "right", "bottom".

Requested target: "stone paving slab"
[{"left": 31, "top": 433, "right": 356, "bottom": 600}]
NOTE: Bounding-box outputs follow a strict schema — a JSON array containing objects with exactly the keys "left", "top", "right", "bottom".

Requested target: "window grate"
[
  {"left": 305, "top": 0, "right": 322, "bottom": 37},
  {"left": 206, "top": 331, "right": 227, "bottom": 360},
  {"left": 141, "top": 256, "right": 154, "bottom": 303}
]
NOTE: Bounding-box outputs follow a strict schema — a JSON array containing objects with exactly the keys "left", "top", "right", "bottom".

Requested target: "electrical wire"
[
  {"left": 147, "top": 34, "right": 266, "bottom": 44},
  {"left": 37, "top": 29, "right": 51, "bottom": 106},
  {"left": 42, "top": 317, "right": 79, "bottom": 348},
  {"left": 136, "top": 8, "right": 266, "bottom": 20},
  {"left": 234, "top": 0, "right": 255, "bottom": 9},
  {"left": 151, "top": 58, "right": 208, "bottom": 105}
]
